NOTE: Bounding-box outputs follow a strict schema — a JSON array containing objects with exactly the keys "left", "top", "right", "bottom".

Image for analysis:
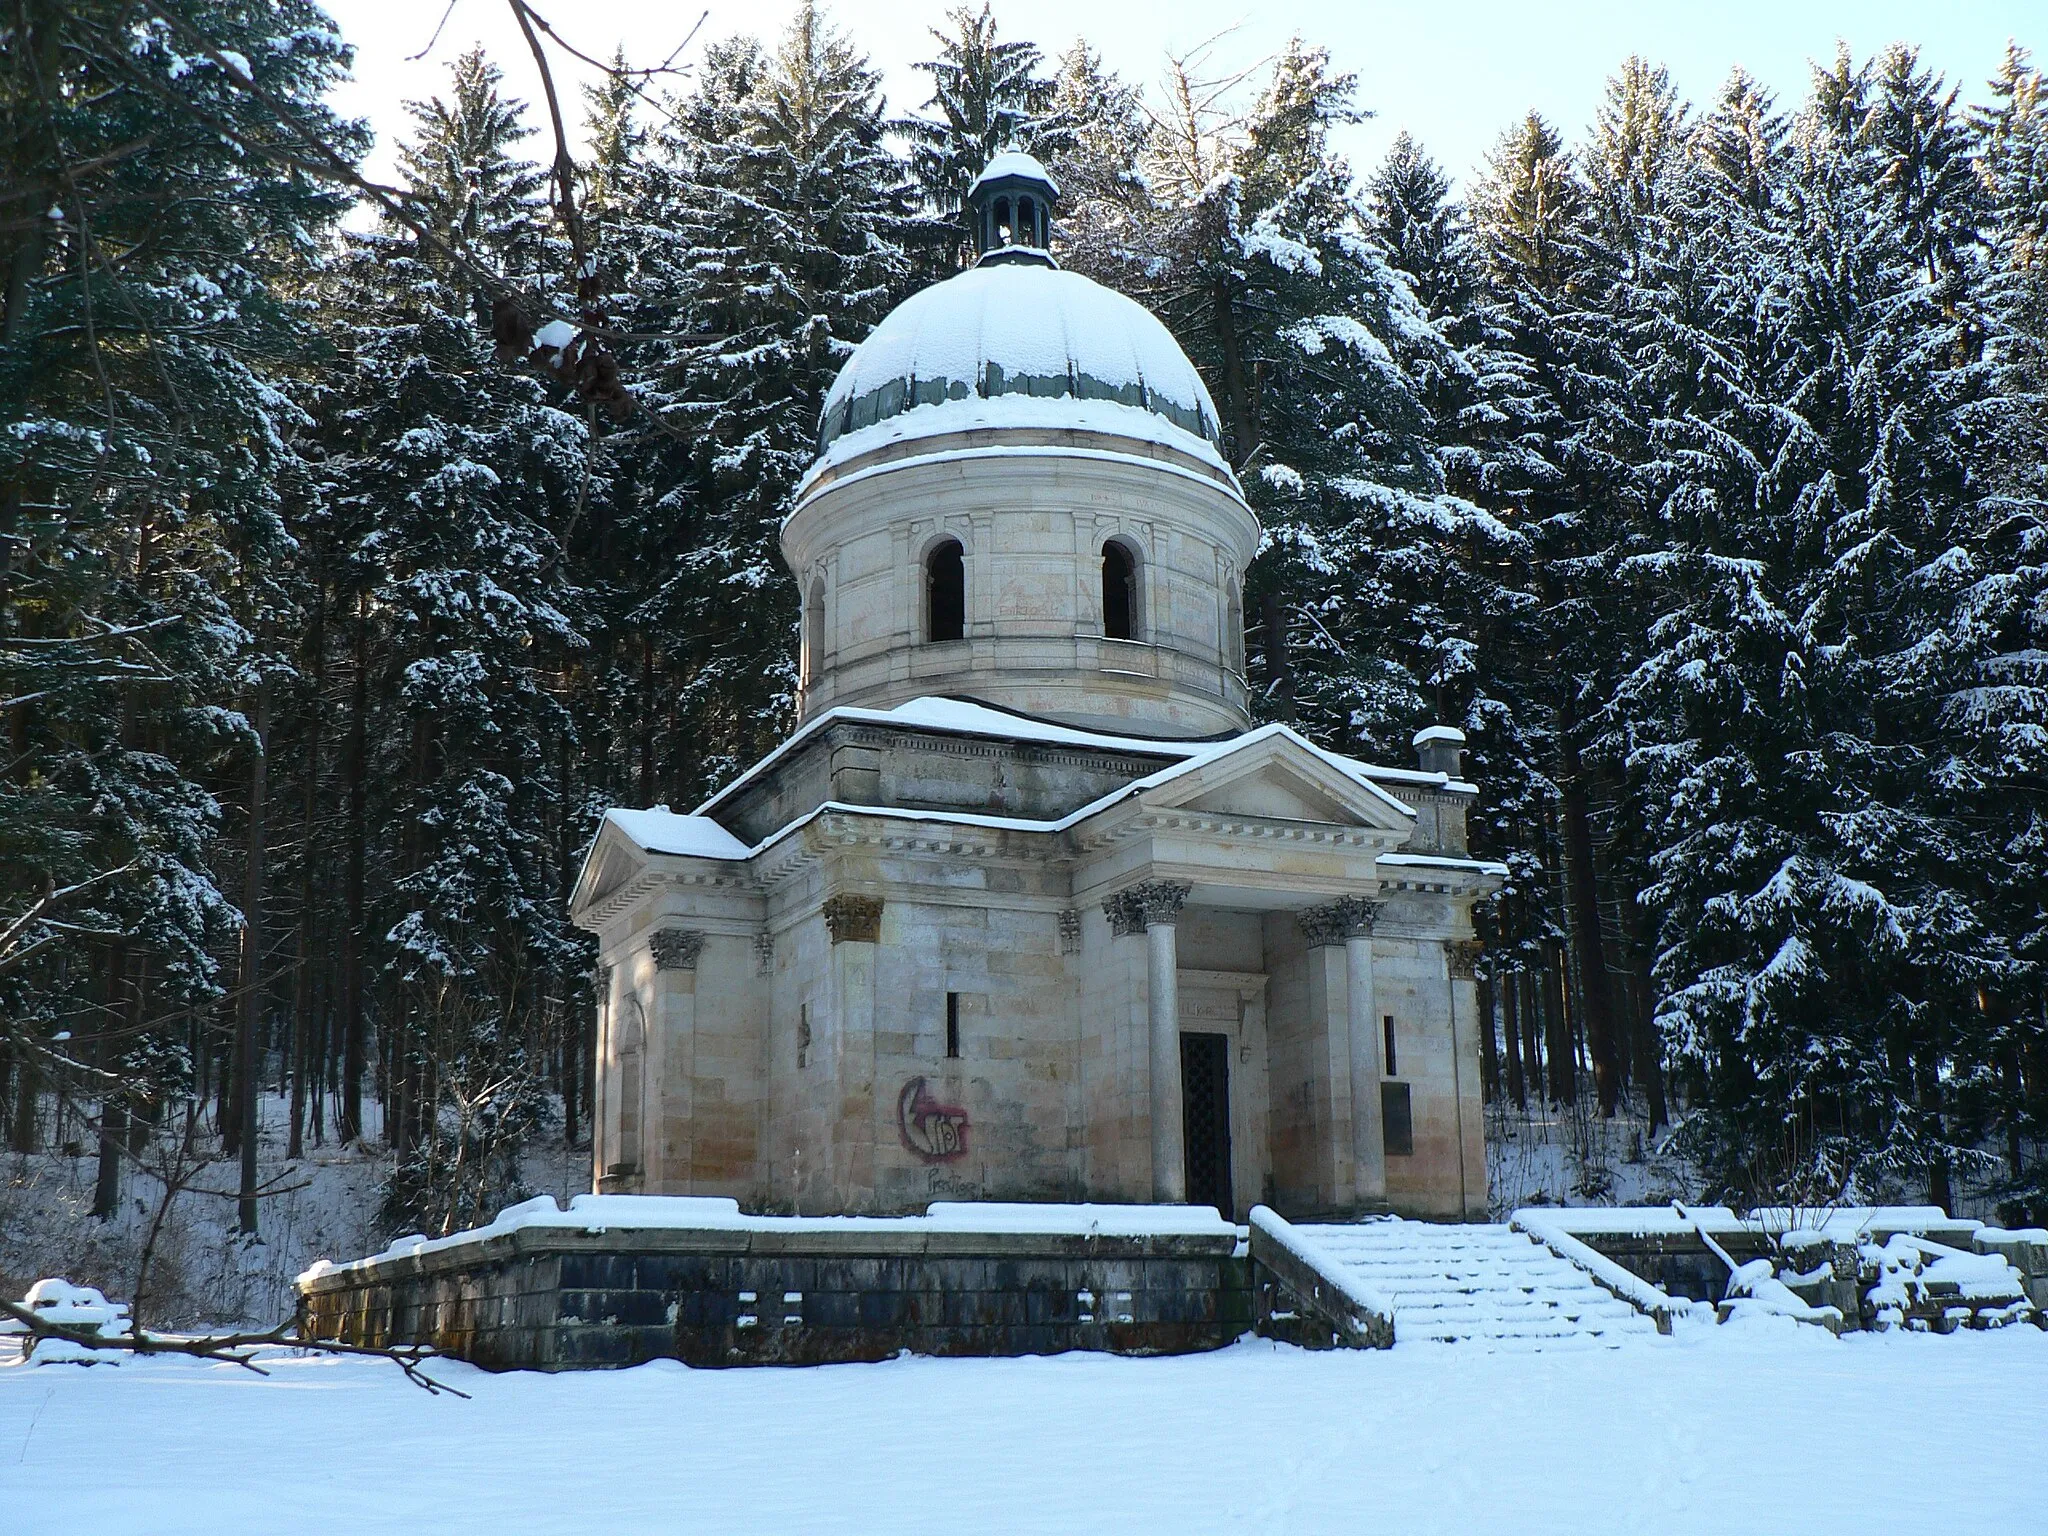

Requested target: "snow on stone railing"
[
  {"left": 1245, "top": 1206, "right": 1395, "bottom": 1348},
  {"left": 1509, "top": 1212, "right": 1692, "bottom": 1333},
  {"left": 1718, "top": 1258, "right": 1845, "bottom": 1332},
  {"left": 1864, "top": 1233, "right": 2037, "bottom": 1332},
  {"left": 4, "top": 1279, "right": 132, "bottom": 1365},
  {"left": 1524, "top": 1204, "right": 1982, "bottom": 1244},
  {"left": 297, "top": 1196, "right": 1241, "bottom": 1287}
]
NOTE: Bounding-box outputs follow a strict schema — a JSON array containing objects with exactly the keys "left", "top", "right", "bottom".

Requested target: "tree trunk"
[
  {"left": 637, "top": 634, "right": 656, "bottom": 806},
  {"left": 1545, "top": 944, "right": 1574, "bottom": 1104},
  {"left": 9, "top": 1045, "right": 37, "bottom": 1152},
  {"left": 1520, "top": 969, "right": 1544, "bottom": 1104},
  {"left": 339, "top": 595, "right": 369, "bottom": 1145},
  {"left": 1620, "top": 880, "right": 1668, "bottom": 1130},
  {"left": 237, "top": 678, "right": 271, "bottom": 1235},
  {"left": 288, "top": 591, "right": 326, "bottom": 1161},
  {"left": 92, "top": 943, "right": 129, "bottom": 1220},
  {"left": 1211, "top": 274, "right": 1259, "bottom": 466},
  {"left": 1260, "top": 590, "right": 1295, "bottom": 721},
  {"left": 1477, "top": 975, "right": 1499, "bottom": 1104},
  {"left": 1502, "top": 973, "right": 1527, "bottom": 1110},
  {"left": 1558, "top": 742, "right": 1624, "bottom": 1115}
]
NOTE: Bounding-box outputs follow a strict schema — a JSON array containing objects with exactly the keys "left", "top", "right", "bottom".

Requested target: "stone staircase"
[{"left": 1251, "top": 1212, "right": 1670, "bottom": 1349}]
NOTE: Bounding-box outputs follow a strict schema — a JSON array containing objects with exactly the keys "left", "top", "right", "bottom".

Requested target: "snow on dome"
[
  {"left": 817, "top": 265, "right": 1220, "bottom": 456},
  {"left": 970, "top": 150, "right": 1058, "bottom": 199}
]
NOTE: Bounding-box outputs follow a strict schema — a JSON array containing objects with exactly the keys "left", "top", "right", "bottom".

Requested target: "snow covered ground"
[{"left": 5, "top": 1322, "right": 2042, "bottom": 1534}]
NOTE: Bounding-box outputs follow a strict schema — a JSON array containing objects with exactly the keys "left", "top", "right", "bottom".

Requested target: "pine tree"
[
  {"left": 1616, "top": 47, "right": 2026, "bottom": 1204},
  {"left": 1137, "top": 43, "right": 1449, "bottom": 748},
  {"left": 1, "top": 2, "right": 359, "bottom": 1192},
  {"left": 1470, "top": 104, "right": 1645, "bottom": 1116},
  {"left": 311, "top": 51, "right": 590, "bottom": 1228},
  {"left": 1366, "top": 133, "right": 1563, "bottom": 1109},
  {"left": 894, "top": 4, "right": 1060, "bottom": 272},
  {"left": 1968, "top": 45, "right": 2048, "bottom": 1218},
  {"left": 620, "top": 5, "right": 911, "bottom": 802},
  {"left": 1040, "top": 42, "right": 1153, "bottom": 278}
]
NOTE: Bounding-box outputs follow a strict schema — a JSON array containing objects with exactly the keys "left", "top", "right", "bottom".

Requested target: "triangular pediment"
[
  {"left": 569, "top": 825, "right": 649, "bottom": 921},
  {"left": 1138, "top": 731, "right": 1415, "bottom": 833}
]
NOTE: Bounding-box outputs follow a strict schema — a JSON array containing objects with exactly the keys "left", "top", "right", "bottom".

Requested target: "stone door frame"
[{"left": 1176, "top": 967, "right": 1268, "bottom": 1220}]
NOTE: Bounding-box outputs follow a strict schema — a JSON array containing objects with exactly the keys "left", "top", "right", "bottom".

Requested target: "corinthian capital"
[
  {"left": 1299, "top": 895, "right": 1380, "bottom": 947},
  {"left": 649, "top": 929, "right": 705, "bottom": 971},
  {"left": 1102, "top": 879, "right": 1193, "bottom": 936}
]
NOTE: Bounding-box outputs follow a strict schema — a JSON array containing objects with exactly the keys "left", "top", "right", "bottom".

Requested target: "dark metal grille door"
[{"left": 1180, "top": 1031, "right": 1233, "bottom": 1219}]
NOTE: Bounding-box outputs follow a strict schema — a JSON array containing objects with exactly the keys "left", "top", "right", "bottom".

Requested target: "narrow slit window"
[
  {"left": 798, "top": 1003, "right": 810, "bottom": 1070},
  {"left": 1102, "top": 540, "right": 1137, "bottom": 640},
  {"left": 945, "top": 992, "right": 961, "bottom": 1059},
  {"left": 926, "top": 539, "right": 965, "bottom": 642},
  {"left": 1383, "top": 1014, "right": 1397, "bottom": 1078}
]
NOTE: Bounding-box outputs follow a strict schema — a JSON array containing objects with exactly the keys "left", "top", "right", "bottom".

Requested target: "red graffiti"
[{"left": 897, "top": 1076, "right": 969, "bottom": 1162}]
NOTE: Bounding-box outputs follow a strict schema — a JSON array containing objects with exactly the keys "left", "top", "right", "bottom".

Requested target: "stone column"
[
  {"left": 647, "top": 929, "right": 704, "bottom": 1193},
  {"left": 1303, "top": 895, "right": 1383, "bottom": 1207},
  {"left": 823, "top": 894, "right": 883, "bottom": 1207},
  {"left": 1448, "top": 938, "right": 1485, "bottom": 1217},
  {"left": 590, "top": 964, "right": 613, "bottom": 1192},
  {"left": 1105, "top": 879, "right": 1193, "bottom": 1202}
]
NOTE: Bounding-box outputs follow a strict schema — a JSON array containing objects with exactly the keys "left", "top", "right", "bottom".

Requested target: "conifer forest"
[{"left": 4, "top": 0, "right": 2046, "bottom": 1243}]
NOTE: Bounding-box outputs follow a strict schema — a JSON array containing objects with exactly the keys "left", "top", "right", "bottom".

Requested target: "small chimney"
[{"left": 1412, "top": 725, "right": 1466, "bottom": 778}]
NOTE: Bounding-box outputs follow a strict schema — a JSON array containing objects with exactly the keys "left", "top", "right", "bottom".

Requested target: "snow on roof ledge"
[
  {"left": 298, "top": 1196, "right": 1238, "bottom": 1284},
  {"left": 604, "top": 807, "right": 751, "bottom": 861}
]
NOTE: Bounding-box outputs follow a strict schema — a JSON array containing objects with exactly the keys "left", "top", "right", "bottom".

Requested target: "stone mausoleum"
[{"left": 569, "top": 154, "right": 1502, "bottom": 1223}]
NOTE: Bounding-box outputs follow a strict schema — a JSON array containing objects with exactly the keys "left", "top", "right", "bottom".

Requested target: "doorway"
[{"left": 1180, "top": 1031, "right": 1234, "bottom": 1219}]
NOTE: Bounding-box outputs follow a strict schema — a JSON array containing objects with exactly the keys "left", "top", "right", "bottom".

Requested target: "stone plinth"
[{"left": 297, "top": 1202, "right": 1250, "bottom": 1370}]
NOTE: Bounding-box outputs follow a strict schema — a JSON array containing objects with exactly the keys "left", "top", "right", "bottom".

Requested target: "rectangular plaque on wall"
[{"left": 1381, "top": 1081, "right": 1414, "bottom": 1158}]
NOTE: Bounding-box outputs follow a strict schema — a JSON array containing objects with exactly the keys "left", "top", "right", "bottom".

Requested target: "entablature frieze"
[{"left": 827, "top": 721, "right": 1171, "bottom": 781}]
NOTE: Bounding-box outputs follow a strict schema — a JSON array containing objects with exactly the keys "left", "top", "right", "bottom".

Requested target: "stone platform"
[{"left": 296, "top": 1198, "right": 1250, "bottom": 1370}]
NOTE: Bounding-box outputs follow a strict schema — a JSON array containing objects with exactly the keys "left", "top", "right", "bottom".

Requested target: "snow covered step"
[{"left": 1256, "top": 1213, "right": 1671, "bottom": 1348}]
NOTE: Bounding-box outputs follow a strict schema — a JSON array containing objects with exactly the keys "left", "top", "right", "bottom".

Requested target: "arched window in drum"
[
  {"left": 926, "top": 539, "right": 965, "bottom": 642},
  {"left": 1102, "top": 539, "right": 1141, "bottom": 641}
]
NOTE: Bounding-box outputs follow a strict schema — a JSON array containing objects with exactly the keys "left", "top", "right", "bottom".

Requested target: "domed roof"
[
  {"left": 971, "top": 149, "right": 1059, "bottom": 199},
  {"left": 816, "top": 264, "right": 1223, "bottom": 460}
]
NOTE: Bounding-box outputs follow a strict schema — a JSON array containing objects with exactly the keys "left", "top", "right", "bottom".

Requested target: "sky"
[{"left": 322, "top": 0, "right": 2042, "bottom": 189}]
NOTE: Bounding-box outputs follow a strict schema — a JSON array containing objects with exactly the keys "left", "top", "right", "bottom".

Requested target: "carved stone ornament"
[
  {"left": 822, "top": 893, "right": 884, "bottom": 944},
  {"left": 753, "top": 932, "right": 776, "bottom": 976},
  {"left": 649, "top": 928, "right": 705, "bottom": 971},
  {"left": 1299, "top": 896, "right": 1381, "bottom": 948},
  {"left": 1448, "top": 939, "right": 1484, "bottom": 981},
  {"left": 1058, "top": 907, "right": 1082, "bottom": 955},
  {"left": 591, "top": 962, "right": 613, "bottom": 1002},
  {"left": 1104, "top": 879, "right": 1192, "bottom": 936}
]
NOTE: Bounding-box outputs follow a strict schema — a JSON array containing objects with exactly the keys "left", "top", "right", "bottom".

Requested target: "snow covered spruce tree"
[
  {"left": 1365, "top": 132, "right": 1566, "bottom": 1115},
  {"left": 1134, "top": 43, "right": 1450, "bottom": 749},
  {"left": 1038, "top": 42, "right": 1155, "bottom": 280},
  {"left": 310, "top": 51, "right": 591, "bottom": 1230},
  {"left": 894, "top": 3, "right": 1062, "bottom": 275},
  {"left": 0, "top": 1, "right": 359, "bottom": 1214},
  {"left": 614, "top": 6, "right": 911, "bottom": 804},
  {"left": 1964, "top": 44, "right": 2048, "bottom": 1221},
  {"left": 1613, "top": 48, "right": 2037, "bottom": 1206},
  {"left": 1465, "top": 101, "right": 1654, "bottom": 1117}
]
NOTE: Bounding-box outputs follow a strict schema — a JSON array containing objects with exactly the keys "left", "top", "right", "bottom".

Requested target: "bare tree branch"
[{"left": 0, "top": 1298, "right": 472, "bottom": 1397}]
